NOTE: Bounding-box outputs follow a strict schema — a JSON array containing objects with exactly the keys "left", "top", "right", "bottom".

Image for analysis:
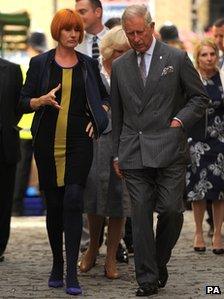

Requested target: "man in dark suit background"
[
  {"left": 111, "top": 5, "right": 209, "bottom": 297},
  {"left": 0, "top": 58, "right": 23, "bottom": 262},
  {"left": 212, "top": 18, "right": 224, "bottom": 70}
]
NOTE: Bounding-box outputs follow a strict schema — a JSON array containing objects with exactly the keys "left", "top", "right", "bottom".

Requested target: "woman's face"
[
  {"left": 59, "top": 27, "right": 80, "bottom": 49},
  {"left": 197, "top": 45, "right": 218, "bottom": 73}
]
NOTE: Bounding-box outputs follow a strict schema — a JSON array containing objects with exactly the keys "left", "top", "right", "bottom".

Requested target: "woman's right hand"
[{"left": 30, "top": 83, "right": 61, "bottom": 110}]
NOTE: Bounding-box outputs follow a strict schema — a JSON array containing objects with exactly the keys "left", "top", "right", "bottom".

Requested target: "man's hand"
[
  {"left": 170, "top": 119, "right": 182, "bottom": 128},
  {"left": 86, "top": 121, "right": 94, "bottom": 138},
  {"left": 113, "top": 160, "right": 123, "bottom": 179},
  {"left": 30, "top": 83, "right": 61, "bottom": 110}
]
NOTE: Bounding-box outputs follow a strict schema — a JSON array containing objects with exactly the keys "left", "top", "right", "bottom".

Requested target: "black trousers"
[
  {"left": 13, "top": 139, "right": 33, "bottom": 211},
  {"left": 0, "top": 162, "right": 16, "bottom": 254},
  {"left": 123, "top": 162, "right": 185, "bottom": 286}
]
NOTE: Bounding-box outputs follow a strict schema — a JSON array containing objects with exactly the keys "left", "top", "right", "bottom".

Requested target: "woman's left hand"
[{"left": 86, "top": 121, "right": 94, "bottom": 138}]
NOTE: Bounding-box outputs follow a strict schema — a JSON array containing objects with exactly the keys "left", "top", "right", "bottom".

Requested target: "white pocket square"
[{"left": 161, "top": 66, "right": 174, "bottom": 76}]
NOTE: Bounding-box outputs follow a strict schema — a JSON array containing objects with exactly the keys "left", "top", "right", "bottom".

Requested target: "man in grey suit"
[{"left": 111, "top": 5, "right": 209, "bottom": 297}]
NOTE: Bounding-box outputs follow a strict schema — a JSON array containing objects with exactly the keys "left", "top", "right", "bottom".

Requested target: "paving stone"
[{"left": 0, "top": 212, "right": 223, "bottom": 298}]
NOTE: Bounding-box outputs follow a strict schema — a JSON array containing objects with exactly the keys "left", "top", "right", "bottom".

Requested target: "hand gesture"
[
  {"left": 30, "top": 83, "right": 61, "bottom": 110},
  {"left": 39, "top": 83, "right": 61, "bottom": 109}
]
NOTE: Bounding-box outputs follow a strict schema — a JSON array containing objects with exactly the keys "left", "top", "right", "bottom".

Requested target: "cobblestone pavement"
[{"left": 0, "top": 211, "right": 223, "bottom": 299}]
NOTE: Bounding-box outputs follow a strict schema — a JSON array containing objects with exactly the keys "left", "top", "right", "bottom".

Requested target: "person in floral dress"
[{"left": 187, "top": 38, "right": 224, "bottom": 254}]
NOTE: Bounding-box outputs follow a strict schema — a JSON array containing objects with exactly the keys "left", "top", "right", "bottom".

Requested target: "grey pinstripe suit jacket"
[{"left": 111, "top": 40, "right": 210, "bottom": 169}]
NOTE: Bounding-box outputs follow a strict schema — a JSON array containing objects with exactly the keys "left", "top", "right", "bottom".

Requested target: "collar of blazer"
[
  {"left": 45, "top": 48, "right": 91, "bottom": 65},
  {"left": 124, "top": 40, "right": 170, "bottom": 113}
]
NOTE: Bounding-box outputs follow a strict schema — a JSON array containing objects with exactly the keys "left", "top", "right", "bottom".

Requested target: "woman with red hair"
[{"left": 19, "top": 9, "right": 109, "bottom": 296}]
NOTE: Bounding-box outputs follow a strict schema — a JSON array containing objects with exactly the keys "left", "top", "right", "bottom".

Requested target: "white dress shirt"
[{"left": 75, "top": 26, "right": 109, "bottom": 57}]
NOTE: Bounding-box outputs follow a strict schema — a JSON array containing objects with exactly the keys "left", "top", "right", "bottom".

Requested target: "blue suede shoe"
[
  {"left": 48, "top": 279, "right": 64, "bottom": 288},
  {"left": 48, "top": 262, "right": 64, "bottom": 288},
  {"left": 66, "top": 286, "right": 82, "bottom": 295}
]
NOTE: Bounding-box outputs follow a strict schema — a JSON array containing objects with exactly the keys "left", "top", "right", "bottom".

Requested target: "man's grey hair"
[{"left": 121, "top": 5, "right": 152, "bottom": 28}]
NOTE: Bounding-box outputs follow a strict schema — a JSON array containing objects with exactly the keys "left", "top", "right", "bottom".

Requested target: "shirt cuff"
[
  {"left": 172, "top": 117, "right": 183, "bottom": 127},
  {"left": 113, "top": 157, "right": 118, "bottom": 161}
]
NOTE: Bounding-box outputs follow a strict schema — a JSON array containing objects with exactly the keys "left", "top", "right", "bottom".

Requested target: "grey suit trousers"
[{"left": 123, "top": 161, "right": 185, "bottom": 286}]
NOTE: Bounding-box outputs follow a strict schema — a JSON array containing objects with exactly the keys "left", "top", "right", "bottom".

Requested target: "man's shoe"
[
  {"left": 158, "top": 266, "right": 168, "bottom": 288},
  {"left": 116, "top": 243, "right": 129, "bottom": 263},
  {"left": 136, "top": 284, "right": 158, "bottom": 297}
]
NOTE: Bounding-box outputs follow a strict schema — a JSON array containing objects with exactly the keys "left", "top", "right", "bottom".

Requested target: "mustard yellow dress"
[{"left": 34, "top": 61, "right": 93, "bottom": 190}]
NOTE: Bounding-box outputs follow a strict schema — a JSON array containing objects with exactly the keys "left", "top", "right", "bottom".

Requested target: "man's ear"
[{"left": 95, "top": 7, "right": 102, "bottom": 19}]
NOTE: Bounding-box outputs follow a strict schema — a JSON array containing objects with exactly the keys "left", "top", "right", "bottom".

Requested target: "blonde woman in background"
[
  {"left": 80, "top": 26, "right": 131, "bottom": 279},
  {"left": 187, "top": 38, "right": 224, "bottom": 254}
]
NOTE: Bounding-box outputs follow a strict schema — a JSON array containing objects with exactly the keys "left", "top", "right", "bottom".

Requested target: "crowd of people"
[{"left": 0, "top": 0, "right": 224, "bottom": 297}]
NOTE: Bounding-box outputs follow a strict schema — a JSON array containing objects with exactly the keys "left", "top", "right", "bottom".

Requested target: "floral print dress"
[{"left": 187, "top": 72, "right": 224, "bottom": 202}]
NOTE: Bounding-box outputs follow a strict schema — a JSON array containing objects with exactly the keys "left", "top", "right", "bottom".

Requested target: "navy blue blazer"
[{"left": 19, "top": 49, "right": 110, "bottom": 142}]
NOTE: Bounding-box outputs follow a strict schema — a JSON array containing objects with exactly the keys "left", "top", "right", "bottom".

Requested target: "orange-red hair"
[{"left": 51, "top": 9, "right": 84, "bottom": 43}]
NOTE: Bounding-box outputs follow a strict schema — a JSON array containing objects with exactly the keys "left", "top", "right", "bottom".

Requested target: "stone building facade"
[{"left": 0, "top": 0, "right": 210, "bottom": 50}]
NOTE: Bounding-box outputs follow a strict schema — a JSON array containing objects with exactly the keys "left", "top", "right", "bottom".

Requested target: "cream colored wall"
[
  {"left": 0, "top": 0, "right": 75, "bottom": 48},
  {"left": 155, "top": 0, "right": 192, "bottom": 31},
  {"left": 197, "top": 0, "right": 209, "bottom": 32}
]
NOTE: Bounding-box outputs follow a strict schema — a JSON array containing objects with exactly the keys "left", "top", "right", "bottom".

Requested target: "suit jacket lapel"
[
  {"left": 140, "top": 41, "right": 170, "bottom": 113},
  {"left": 124, "top": 50, "right": 144, "bottom": 110}
]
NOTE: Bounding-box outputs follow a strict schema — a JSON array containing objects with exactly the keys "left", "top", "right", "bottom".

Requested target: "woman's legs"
[
  {"left": 80, "top": 213, "right": 104, "bottom": 272},
  {"left": 191, "top": 200, "right": 206, "bottom": 248},
  {"left": 63, "top": 184, "right": 84, "bottom": 289},
  {"left": 87, "top": 214, "right": 104, "bottom": 254},
  {"left": 105, "top": 217, "right": 125, "bottom": 278},
  {"left": 44, "top": 188, "right": 64, "bottom": 283},
  {"left": 212, "top": 200, "right": 224, "bottom": 250}
]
